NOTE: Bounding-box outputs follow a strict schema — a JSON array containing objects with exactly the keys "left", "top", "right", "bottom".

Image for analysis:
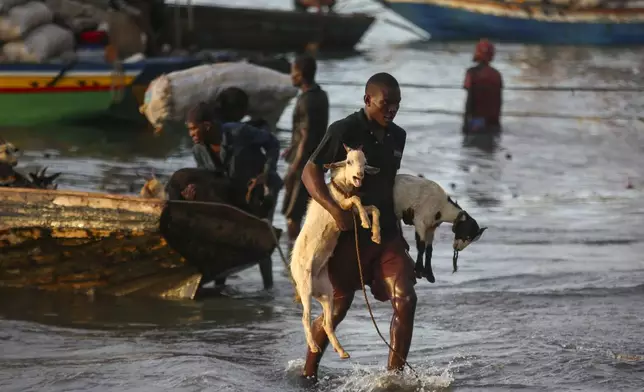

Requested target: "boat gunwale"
[
  {"left": 0, "top": 187, "right": 278, "bottom": 229},
  {"left": 385, "top": 0, "right": 644, "bottom": 21},
  {"left": 166, "top": 3, "right": 375, "bottom": 22}
]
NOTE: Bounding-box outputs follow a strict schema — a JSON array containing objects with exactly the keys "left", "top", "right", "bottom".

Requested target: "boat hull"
[
  {"left": 0, "top": 188, "right": 281, "bottom": 300},
  {"left": 0, "top": 89, "right": 113, "bottom": 126},
  {"left": 384, "top": 0, "right": 644, "bottom": 45},
  {"left": 164, "top": 4, "right": 375, "bottom": 52},
  {"left": 0, "top": 57, "right": 201, "bottom": 127}
]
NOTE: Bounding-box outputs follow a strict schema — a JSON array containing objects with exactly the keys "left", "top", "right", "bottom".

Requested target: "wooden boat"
[
  {"left": 0, "top": 187, "right": 281, "bottom": 300},
  {"left": 0, "top": 55, "right": 201, "bottom": 127},
  {"left": 378, "top": 0, "right": 644, "bottom": 45},
  {"left": 164, "top": 4, "right": 375, "bottom": 52}
]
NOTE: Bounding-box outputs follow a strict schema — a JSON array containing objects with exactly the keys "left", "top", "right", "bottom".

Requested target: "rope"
[
  {"left": 452, "top": 249, "right": 459, "bottom": 274},
  {"left": 263, "top": 218, "right": 298, "bottom": 290},
  {"left": 319, "top": 80, "right": 644, "bottom": 93},
  {"left": 330, "top": 104, "right": 644, "bottom": 122},
  {"left": 264, "top": 212, "right": 417, "bottom": 375},
  {"left": 352, "top": 214, "right": 418, "bottom": 376}
]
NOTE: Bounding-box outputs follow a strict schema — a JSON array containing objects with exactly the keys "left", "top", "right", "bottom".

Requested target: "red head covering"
[{"left": 473, "top": 39, "right": 495, "bottom": 63}]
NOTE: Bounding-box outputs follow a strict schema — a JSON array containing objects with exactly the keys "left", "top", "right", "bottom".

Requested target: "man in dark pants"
[
  {"left": 300, "top": 72, "right": 417, "bottom": 380},
  {"left": 282, "top": 54, "right": 329, "bottom": 257}
]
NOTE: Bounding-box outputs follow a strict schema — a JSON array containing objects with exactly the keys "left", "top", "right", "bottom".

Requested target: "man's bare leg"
[
  {"left": 302, "top": 293, "right": 354, "bottom": 379},
  {"left": 383, "top": 275, "right": 417, "bottom": 371}
]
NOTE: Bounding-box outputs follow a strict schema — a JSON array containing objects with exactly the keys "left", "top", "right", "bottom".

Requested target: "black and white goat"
[{"left": 393, "top": 174, "right": 487, "bottom": 283}]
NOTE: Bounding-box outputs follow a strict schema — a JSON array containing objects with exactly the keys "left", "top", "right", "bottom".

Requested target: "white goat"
[
  {"left": 290, "top": 144, "right": 380, "bottom": 359},
  {"left": 393, "top": 174, "right": 487, "bottom": 283}
]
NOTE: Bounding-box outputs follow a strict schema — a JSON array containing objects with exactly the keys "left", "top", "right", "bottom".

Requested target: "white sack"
[
  {"left": 45, "top": 0, "right": 109, "bottom": 33},
  {"left": 0, "top": 2, "right": 54, "bottom": 41},
  {"left": 141, "top": 62, "right": 298, "bottom": 133},
  {"left": 2, "top": 23, "right": 74, "bottom": 63},
  {"left": 0, "top": 0, "right": 30, "bottom": 13}
]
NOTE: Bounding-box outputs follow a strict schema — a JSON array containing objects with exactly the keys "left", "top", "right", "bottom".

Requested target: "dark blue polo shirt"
[{"left": 309, "top": 108, "right": 406, "bottom": 240}]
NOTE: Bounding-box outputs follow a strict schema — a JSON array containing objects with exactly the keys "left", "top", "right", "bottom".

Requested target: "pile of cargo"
[
  {"left": 141, "top": 62, "right": 299, "bottom": 134},
  {"left": 0, "top": 0, "right": 75, "bottom": 63}
]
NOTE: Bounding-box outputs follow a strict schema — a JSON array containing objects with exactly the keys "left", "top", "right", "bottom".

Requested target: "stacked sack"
[
  {"left": 0, "top": 0, "right": 75, "bottom": 63},
  {"left": 141, "top": 62, "right": 300, "bottom": 134},
  {"left": 44, "top": 0, "right": 110, "bottom": 35}
]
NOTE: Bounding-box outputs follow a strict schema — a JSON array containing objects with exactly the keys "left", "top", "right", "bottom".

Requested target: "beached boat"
[
  {"left": 164, "top": 4, "right": 375, "bottom": 52},
  {"left": 0, "top": 187, "right": 281, "bottom": 300},
  {"left": 379, "top": 0, "right": 644, "bottom": 45},
  {"left": 0, "top": 56, "right": 201, "bottom": 127}
]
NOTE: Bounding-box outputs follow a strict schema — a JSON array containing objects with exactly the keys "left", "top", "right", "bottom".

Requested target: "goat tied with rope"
[
  {"left": 290, "top": 144, "right": 380, "bottom": 360},
  {"left": 394, "top": 174, "right": 487, "bottom": 283}
]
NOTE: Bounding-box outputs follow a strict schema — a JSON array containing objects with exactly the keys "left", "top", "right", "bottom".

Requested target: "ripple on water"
[{"left": 284, "top": 359, "right": 454, "bottom": 392}]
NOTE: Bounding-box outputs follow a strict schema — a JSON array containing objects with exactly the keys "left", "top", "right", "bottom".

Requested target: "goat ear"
[
  {"left": 355, "top": 144, "right": 363, "bottom": 151},
  {"left": 38, "top": 166, "right": 47, "bottom": 177},
  {"left": 323, "top": 161, "right": 346, "bottom": 170},
  {"left": 364, "top": 165, "right": 380, "bottom": 175},
  {"left": 343, "top": 143, "right": 351, "bottom": 153},
  {"left": 474, "top": 227, "right": 487, "bottom": 241}
]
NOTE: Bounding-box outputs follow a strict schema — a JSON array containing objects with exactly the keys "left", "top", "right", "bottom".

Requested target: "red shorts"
[{"left": 327, "top": 231, "right": 416, "bottom": 302}]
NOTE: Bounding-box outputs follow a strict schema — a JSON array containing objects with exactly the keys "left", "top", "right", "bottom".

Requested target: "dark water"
[{"left": 2, "top": 1, "right": 644, "bottom": 391}]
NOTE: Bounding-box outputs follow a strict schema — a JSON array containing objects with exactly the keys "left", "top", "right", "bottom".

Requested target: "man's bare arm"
[{"left": 290, "top": 127, "right": 308, "bottom": 172}]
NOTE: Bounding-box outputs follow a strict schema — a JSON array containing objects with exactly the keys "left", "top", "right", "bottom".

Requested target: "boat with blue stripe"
[{"left": 379, "top": 0, "right": 644, "bottom": 45}]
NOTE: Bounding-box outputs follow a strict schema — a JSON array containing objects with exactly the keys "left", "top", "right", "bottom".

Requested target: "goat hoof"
[
  {"left": 339, "top": 351, "right": 350, "bottom": 359},
  {"left": 309, "top": 343, "right": 320, "bottom": 353},
  {"left": 371, "top": 235, "right": 381, "bottom": 244},
  {"left": 426, "top": 275, "right": 436, "bottom": 283}
]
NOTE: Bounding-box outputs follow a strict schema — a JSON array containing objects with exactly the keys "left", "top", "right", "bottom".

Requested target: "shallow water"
[{"left": 1, "top": 1, "right": 644, "bottom": 391}]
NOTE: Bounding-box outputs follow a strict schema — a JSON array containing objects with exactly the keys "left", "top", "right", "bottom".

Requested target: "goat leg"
[
  {"left": 414, "top": 231, "right": 425, "bottom": 279},
  {"left": 423, "top": 245, "right": 436, "bottom": 283},
  {"left": 364, "top": 205, "right": 381, "bottom": 244},
  {"left": 339, "top": 196, "right": 371, "bottom": 229}
]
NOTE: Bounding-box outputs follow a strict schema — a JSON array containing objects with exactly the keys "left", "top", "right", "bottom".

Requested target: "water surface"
[{"left": 1, "top": 2, "right": 643, "bottom": 390}]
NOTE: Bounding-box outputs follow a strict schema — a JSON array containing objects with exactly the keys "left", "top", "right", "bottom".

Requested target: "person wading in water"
[
  {"left": 282, "top": 54, "right": 329, "bottom": 258},
  {"left": 463, "top": 39, "right": 503, "bottom": 134},
  {"left": 300, "top": 72, "right": 417, "bottom": 380},
  {"left": 184, "top": 89, "right": 283, "bottom": 291}
]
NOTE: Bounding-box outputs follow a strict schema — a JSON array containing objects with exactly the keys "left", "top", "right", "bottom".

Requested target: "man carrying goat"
[{"left": 300, "top": 72, "right": 417, "bottom": 380}]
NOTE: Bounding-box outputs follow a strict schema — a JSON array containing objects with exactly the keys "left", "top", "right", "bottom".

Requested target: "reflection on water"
[
  {"left": 0, "top": 121, "right": 186, "bottom": 161},
  {"left": 458, "top": 132, "right": 504, "bottom": 208},
  {"left": 0, "top": 288, "right": 278, "bottom": 331}
]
